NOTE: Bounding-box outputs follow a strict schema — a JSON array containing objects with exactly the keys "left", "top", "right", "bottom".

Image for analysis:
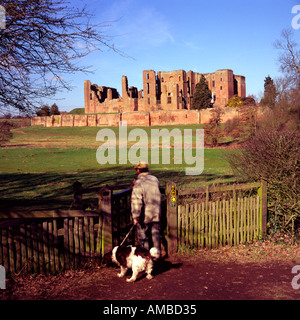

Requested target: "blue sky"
[{"left": 47, "top": 0, "right": 300, "bottom": 112}]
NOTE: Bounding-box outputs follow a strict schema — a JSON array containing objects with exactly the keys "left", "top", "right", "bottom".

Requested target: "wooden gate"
[
  {"left": 176, "top": 181, "right": 267, "bottom": 249},
  {"left": 164, "top": 181, "right": 267, "bottom": 252},
  {"left": 111, "top": 188, "right": 134, "bottom": 247},
  {"left": 72, "top": 183, "right": 135, "bottom": 254}
]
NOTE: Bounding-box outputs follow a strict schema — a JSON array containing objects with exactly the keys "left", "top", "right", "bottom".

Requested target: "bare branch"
[
  {"left": 0, "top": 0, "right": 125, "bottom": 114},
  {"left": 274, "top": 28, "right": 300, "bottom": 83}
]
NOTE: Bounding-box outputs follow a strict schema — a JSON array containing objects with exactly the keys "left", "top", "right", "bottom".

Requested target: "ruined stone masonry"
[
  {"left": 31, "top": 68, "right": 249, "bottom": 127},
  {"left": 84, "top": 69, "right": 246, "bottom": 114}
]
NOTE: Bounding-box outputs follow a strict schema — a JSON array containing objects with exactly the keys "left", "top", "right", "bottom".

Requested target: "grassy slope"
[{"left": 0, "top": 125, "right": 236, "bottom": 211}]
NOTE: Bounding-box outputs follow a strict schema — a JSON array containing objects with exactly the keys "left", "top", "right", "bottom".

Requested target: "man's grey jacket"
[{"left": 131, "top": 172, "right": 161, "bottom": 224}]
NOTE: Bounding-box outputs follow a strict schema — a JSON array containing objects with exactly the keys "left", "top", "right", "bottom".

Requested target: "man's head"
[{"left": 134, "top": 161, "right": 149, "bottom": 174}]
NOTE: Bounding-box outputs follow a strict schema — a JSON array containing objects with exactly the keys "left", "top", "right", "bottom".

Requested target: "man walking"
[{"left": 131, "top": 161, "right": 161, "bottom": 258}]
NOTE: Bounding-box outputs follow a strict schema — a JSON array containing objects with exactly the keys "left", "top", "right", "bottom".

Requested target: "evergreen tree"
[
  {"left": 50, "top": 103, "right": 60, "bottom": 115},
  {"left": 260, "top": 75, "right": 277, "bottom": 107},
  {"left": 191, "top": 75, "right": 213, "bottom": 110},
  {"left": 36, "top": 105, "right": 50, "bottom": 116}
]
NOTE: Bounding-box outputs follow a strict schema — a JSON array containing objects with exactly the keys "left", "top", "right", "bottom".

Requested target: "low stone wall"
[
  {"left": 31, "top": 107, "right": 263, "bottom": 127},
  {"left": 150, "top": 110, "right": 200, "bottom": 126},
  {"left": 61, "top": 115, "right": 74, "bottom": 127},
  {"left": 31, "top": 116, "right": 47, "bottom": 126},
  {"left": 122, "top": 111, "right": 150, "bottom": 126},
  {"left": 199, "top": 108, "right": 239, "bottom": 123},
  {"left": 96, "top": 113, "right": 120, "bottom": 126}
]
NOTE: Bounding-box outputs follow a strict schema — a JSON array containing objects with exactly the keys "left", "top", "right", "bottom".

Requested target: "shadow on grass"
[{"left": 0, "top": 169, "right": 235, "bottom": 212}]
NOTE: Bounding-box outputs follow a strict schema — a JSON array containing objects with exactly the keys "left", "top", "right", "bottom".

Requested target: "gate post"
[
  {"left": 100, "top": 187, "right": 112, "bottom": 255},
  {"left": 258, "top": 180, "right": 267, "bottom": 237},
  {"left": 72, "top": 181, "right": 83, "bottom": 209},
  {"left": 166, "top": 182, "right": 178, "bottom": 255}
]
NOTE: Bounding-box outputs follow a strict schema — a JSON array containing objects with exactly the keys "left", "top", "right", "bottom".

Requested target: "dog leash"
[{"left": 120, "top": 224, "right": 135, "bottom": 246}]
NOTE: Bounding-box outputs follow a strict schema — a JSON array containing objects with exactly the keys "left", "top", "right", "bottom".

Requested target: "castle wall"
[
  {"left": 160, "top": 82, "right": 179, "bottom": 110},
  {"left": 61, "top": 115, "right": 75, "bottom": 127},
  {"left": 31, "top": 116, "right": 47, "bottom": 126},
  {"left": 150, "top": 110, "right": 200, "bottom": 126},
  {"left": 33, "top": 106, "right": 266, "bottom": 129},
  {"left": 87, "top": 114, "right": 97, "bottom": 127},
  {"left": 74, "top": 115, "right": 88, "bottom": 127},
  {"left": 143, "top": 70, "right": 157, "bottom": 109},
  {"left": 234, "top": 75, "right": 246, "bottom": 98},
  {"left": 96, "top": 113, "right": 120, "bottom": 127},
  {"left": 122, "top": 111, "right": 150, "bottom": 126},
  {"left": 157, "top": 70, "right": 187, "bottom": 109},
  {"left": 84, "top": 80, "right": 92, "bottom": 114},
  {"left": 199, "top": 107, "right": 239, "bottom": 123}
]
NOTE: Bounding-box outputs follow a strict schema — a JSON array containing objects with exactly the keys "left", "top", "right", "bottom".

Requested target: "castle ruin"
[{"left": 84, "top": 69, "right": 246, "bottom": 114}]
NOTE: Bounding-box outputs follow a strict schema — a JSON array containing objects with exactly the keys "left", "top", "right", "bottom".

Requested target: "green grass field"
[{"left": 0, "top": 125, "right": 236, "bottom": 211}]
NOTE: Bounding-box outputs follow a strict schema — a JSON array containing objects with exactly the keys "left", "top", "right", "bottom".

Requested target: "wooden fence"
[
  {"left": 0, "top": 210, "right": 103, "bottom": 275},
  {"left": 173, "top": 181, "right": 267, "bottom": 250},
  {"left": 0, "top": 184, "right": 135, "bottom": 275},
  {"left": 0, "top": 180, "right": 267, "bottom": 274}
]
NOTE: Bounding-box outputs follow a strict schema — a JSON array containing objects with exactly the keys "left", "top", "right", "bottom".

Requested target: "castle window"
[
  {"left": 167, "top": 97, "right": 172, "bottom": 104},
  {"left": 212, "top": 81, "right": 215, "bottom": 87},
  {"left": 220, "top": 78, "right": 223, "bottom": 82},
  {"left": 148, "top": 97, "right": 150, "bottom": 104},
  {"left": 90, "top": 93, "right": 92, "bottom": 100},
  {"left": 212, "top": 92, "right": 216, "bottom": 102},
  {"left": 147, "top": 83, "right": 149, "bottom": 94},
  {"left": 220, "top": 86, "right": 223, "bottom": 90},
  {"left": 146, "top": 72, "right": 149, "bottom": 80},
  {"left": 161, "top": 77, "right": 164, "bottom": 82},
  {"left": 179, "top": 76, "right": 181, "bottom": 81}
]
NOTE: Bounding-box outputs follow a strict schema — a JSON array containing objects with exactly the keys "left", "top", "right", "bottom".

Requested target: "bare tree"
[
  {"left": 0, "top": 0, "right": 124, "bottom": 115},
  {"left": 274, "top": 29, "right": 300, "bottom": 83}
]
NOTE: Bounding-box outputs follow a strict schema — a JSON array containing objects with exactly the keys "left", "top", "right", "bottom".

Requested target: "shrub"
[
  {"left": 225, "top": 95, "right": 242, "bottom": 108},
  {"left": 204, "top": 108, "right": 225, "bottom": 146},
  {"left": 227, "top": 129, "right": 300, "bottom": 236},
  {"left": 223, "top": 117, "right": 241, "bottom": 139},
  {"left": 0, "top": 120, "right": 13, "bottom": 145}
]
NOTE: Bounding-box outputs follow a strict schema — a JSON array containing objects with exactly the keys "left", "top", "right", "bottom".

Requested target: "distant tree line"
[{"left": 36, "top": 104, "right": 60, "bottom": 116}]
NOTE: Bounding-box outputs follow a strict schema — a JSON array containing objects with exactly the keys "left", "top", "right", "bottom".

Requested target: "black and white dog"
[{"left": 102, "top": 245, "right": 159, "bottom": 282}]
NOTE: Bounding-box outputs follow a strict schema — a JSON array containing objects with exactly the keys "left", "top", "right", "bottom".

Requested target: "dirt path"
[{"left": 2, "top": 254, "right": 299, "bottom": 300}]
